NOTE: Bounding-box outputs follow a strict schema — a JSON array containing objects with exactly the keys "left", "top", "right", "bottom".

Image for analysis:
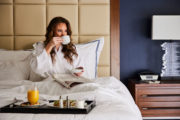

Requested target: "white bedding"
[{"left": 0, "top": 77, "right": 142, "bottom": 120}]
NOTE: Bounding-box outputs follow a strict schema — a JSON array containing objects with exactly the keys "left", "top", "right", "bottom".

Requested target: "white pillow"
[
  {"left": 0, "top": 51, "right": 31, "bottom": 80},
  {"left": 0, "top": 50, "right": 31, "bottom": 61},
  {"left": 75, "top": 37, "right": 104, "bottom": 79}
]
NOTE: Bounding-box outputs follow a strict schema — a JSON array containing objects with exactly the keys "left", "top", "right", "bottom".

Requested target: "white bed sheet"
[{"left": 0, "top": 77, "right": 142, "bottom": 120}]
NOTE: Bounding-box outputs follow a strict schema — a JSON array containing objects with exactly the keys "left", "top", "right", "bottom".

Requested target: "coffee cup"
[
  {"left": 61, "top": 35, "right": 70, "bottom": 45},
  {"left": 76, "top": 100, "right": 85, "bottom": 109}
]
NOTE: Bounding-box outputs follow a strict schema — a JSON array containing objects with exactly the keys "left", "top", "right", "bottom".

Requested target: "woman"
[{"left": 30, "top": 16, "right": 83, "bottom": 78}]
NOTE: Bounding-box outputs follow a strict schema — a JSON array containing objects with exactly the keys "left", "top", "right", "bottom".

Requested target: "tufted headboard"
[{"left": 0, "top": 0, "right": 119, "bottom": 79}]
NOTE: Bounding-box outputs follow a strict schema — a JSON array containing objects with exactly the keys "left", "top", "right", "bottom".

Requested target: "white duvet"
[{"left": 0, "top": 77, "right": 142, "bottom": 120}]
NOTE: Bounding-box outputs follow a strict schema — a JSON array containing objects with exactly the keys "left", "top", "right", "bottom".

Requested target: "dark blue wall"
[{"left": 120, "top": 0, "right": 180, "bottom": 84}]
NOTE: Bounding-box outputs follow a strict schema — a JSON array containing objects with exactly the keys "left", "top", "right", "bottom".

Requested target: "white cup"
[
  {"left": 76, "top": 100, "right": 85, "bottom": 109},
  {"left": 61, "top": 35, "right": 70, "bottom": 45}
]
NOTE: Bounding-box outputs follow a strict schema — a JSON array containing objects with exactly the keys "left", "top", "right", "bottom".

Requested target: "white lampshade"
[{"left": 152, "top": 15, "right": 180, "bottom": 40}]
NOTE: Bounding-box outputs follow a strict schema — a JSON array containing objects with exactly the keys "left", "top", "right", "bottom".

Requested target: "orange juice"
[{"left": 27, "top": 90, "right": 39, "bottom": 105}]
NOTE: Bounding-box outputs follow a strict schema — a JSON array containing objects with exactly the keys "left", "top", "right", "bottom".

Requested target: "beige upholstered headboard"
[{"left": 0, "top": 0, "right": 112, "bottom": 77}]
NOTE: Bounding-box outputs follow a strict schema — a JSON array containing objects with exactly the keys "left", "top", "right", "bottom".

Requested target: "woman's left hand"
[{"left": 73, "top": 67, "right": 84, "bottom": 77}]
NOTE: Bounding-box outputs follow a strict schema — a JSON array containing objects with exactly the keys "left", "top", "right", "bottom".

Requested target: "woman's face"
[{"left": 54, "top": 23, "right": 67, "bottom": 37}]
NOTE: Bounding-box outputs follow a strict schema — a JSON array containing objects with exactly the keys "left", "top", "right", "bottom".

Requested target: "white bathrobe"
[{"left": 30, "top": 42, "right": 80, "bottom": 78}]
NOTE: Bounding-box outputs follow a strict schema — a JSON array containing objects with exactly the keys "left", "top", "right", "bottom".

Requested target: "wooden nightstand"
[{"left": 128, "top": 79, "right": 180, "bottom": 117}]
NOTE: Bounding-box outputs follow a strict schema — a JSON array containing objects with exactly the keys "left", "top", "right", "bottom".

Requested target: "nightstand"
[{"left": 128, "top": 79, "right": 180, "bottom": 117}]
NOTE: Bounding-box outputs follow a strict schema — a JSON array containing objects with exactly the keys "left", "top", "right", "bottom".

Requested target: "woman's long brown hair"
[{"left": 44, "top": 16, "right": 78, "bottom": 64}]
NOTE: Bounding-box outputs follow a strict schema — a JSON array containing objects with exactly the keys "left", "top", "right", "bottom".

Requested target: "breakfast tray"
[{"left": 0, "top": 100, "right": 96, "bottom": 114}]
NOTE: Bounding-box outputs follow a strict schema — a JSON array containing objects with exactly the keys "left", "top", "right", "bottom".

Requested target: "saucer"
[{"left": 71, "top": 68, "right": 83, "bottom": 74}]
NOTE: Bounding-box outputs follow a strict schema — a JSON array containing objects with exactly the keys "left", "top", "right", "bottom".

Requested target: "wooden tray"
[{"left": 0, "top": 100, "right": 96, "bottom": 114}]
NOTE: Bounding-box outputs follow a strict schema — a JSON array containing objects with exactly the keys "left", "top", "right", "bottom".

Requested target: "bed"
[{"left": 0, "top": 0, "right": 142, "bottom": 120}]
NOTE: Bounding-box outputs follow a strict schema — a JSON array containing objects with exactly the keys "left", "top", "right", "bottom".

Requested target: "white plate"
[
  {"left": 18, "top": 100, "right": 48, "bottom": 107},
  {"left": 47, "top": 102, "right": 62, "bottom": 108}
]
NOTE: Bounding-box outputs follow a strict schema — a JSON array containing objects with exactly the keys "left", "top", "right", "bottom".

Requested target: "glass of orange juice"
[{"left": 27, "top": 84, "right": 39, "bottom": 105}]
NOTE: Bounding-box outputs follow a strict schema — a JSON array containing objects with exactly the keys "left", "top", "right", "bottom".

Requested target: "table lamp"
[{"left": 152, "top": 15, "right": 180, "bottom": 80}]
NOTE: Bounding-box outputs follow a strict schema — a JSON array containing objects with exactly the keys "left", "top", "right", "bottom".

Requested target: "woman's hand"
[
  {"left": 73, "top": 67, "right": 84, "bottom": 77},
  {"left": 49, "top": 37, "right": 63, "bottom": 47},
  {"left": 45, "top": 37, "right": 63, "bottom": 54}
]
